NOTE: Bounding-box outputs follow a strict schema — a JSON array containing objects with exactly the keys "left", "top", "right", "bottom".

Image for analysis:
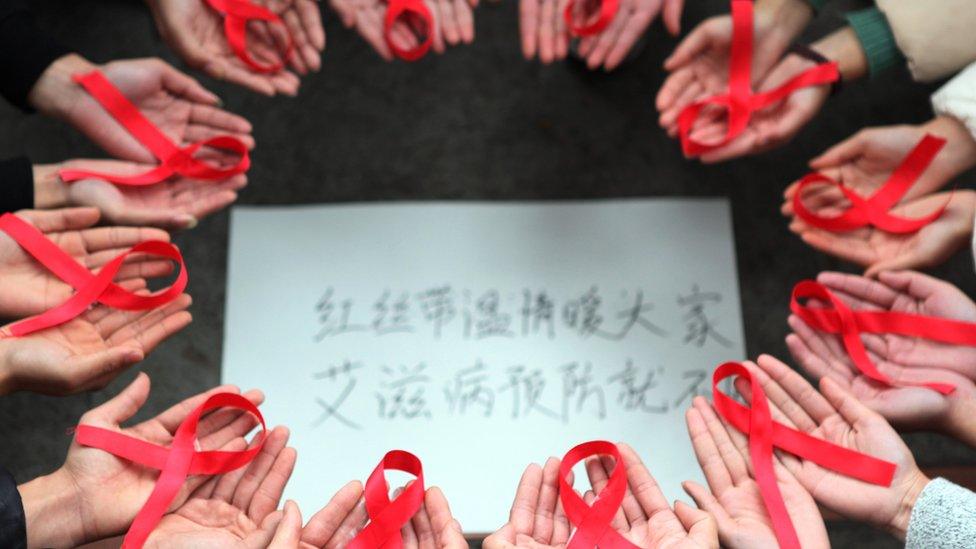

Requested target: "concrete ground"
[{"left": 1, "top": 0, "right": 974, "bottom": 546}]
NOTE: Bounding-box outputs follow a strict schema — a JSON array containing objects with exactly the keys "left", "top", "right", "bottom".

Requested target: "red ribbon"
[
  {"left": 677, "top": 0, "right": 839, "bottom": 157},
  {"left": 384, "top": 0, "right": 435, "bottom": 62},
  {"left": 713, "top": 362, "right": 896, "bottom": 549},
  {"left": 75, "top": 392, "right": 266, "bottom": 549},
  {"left": 204, "top": 0, "right": 295, "bottom": 73},
  {"left": 348, "top": 450, "right": 426, "bottom": 549},
  {"left": 791, "top": 280, "right": 964, "bottom": 394},
  {"left": 57, "top": 71, "right": 250, "bottom": 186},
  {"left": 559, "top": 441, "right": 641, "bottom": 549},
  {"left": 793, "top": 135, "right": 948, "bottom": 233},
  {"left": 0, "top": 213, "right": 186, "bottom": 337},
  {"left": 563, "top": 0, "right": 619, "bottom": 37}
]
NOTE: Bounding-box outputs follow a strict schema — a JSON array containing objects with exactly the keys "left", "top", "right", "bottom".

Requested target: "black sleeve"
[
  {"left": 0, "top": 0, "right": 71, "bottom": 111},
  {"left": 0, "top": 466, "right": 26, "bottom": 549},
  {"left": 0, "top": 157, "right": 35, "bottom": 214}
]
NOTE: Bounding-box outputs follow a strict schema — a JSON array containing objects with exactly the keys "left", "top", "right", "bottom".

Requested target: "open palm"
[
  {"left": 65, "top": 58, "right": 255, "bottom": 162},
  {"left": 0, "top": 209, "right": 174, "bottom": 319},
  {"left": 59, "top": 159, "right": 248, "bottom": 229}
]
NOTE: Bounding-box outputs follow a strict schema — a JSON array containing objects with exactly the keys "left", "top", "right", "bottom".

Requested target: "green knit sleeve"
[{"left": 845, "top": 7, "right": 905, "bottom": 77}]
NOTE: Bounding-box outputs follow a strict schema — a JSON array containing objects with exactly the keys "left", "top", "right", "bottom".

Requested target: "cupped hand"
[
  {"left": 143, "top": 426, "right": 299, "bottom": 548},
  {"left": 0, "top": 290, "right": 192, "bottom": 395},
  {"left": 683, "top": 396, "right": 828, "bottom": 549},
  {"left": 53, "top": 159, "right": 248, "bottom": 229},
  {"left": 64, "top": 58, "right": 255, "bottom": 161},
  {"left": 571, "top": 0, "right": 684, "bottom": 71},
  {"left": 331, "top": 0, "right": 465, "bottom": 61},
  {"left": 786, "top": 190, "right": 976, "bottom": 276},
  {"left": 149, "top": 0, "right": 325, "bottom": 96},
  {"left": 0, "top": 208, "right": 177, "bottom": 319}
]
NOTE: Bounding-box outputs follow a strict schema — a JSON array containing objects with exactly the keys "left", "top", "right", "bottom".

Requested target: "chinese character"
[
  {"left": 605, "top": 290, "right": 667, "bottom": 340},
  {"left": 417, "top": 286, "right": 456, "bottom": 338},
  {"left": 561, "top": 362, "right": 607, "bottom": 421},
  {"left": 464, "top": 290, "right": 514, "bottom": 339},
  {"left": 313, "top": 288, "right": 368, "bottom": 342},
  {"left": 311, "top": 360, "right": 364, "bottom": 429},
  {"left": 678, "top": 285, "right": 732, "bottom": 348},
  {"left": 499, "top": 365, "right": 560, "bottom": 421},
  {"left": 373, "top": 290, "right": 414, "bottom": 335},
  {"left": 562, "top": 286, "right": 607, "bottom": 338},
  {"left": 521, "top": 289, "right": 556, "bottom": 339},
  {"left": 444, "top": 361, "right": 495, "bottom": 417},
  {"left": 673, "top": 369, "right": 710, "bottom": 408},
  {"left": 606, "top": 360, "right": 668, "bottom": 414},
  {"left": 376, "top": 363, "right": 433, "bottom": 419}
]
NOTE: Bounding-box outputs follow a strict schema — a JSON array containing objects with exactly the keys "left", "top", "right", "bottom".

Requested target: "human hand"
[
  {"left": 738, "top": 355, "right": 929, "bottom": 539},
  {"left": 148, "top": 0, "right": 325, "bottom": 96},
  {"left": 17, "top": 374, "right": 267, "bottom": 547},
  {"left": 299, "top": 482, "right": 465, "bottom": 548},
  {"left": 0, "top": 208, "right": 177, "bottom": 320},
  {"left": 562, "top": 0, "right": 683, "bottom": 70},
  {"left": 656, "top": 0, "right": 812, "bottom": 136},
  {"left": 0, "top": 290, "right": 192, "bottom": 396},
  {"left": 42, "top": 57, "right": 254, "bottom": 163},
  {"left": 330, "top": 0, "right": 467, "bottom": 61},
  {"left": 787, "top": 271, "right": 976, "bottom": 435},
  {"left": 785, "top": 190, "right": 975, "bottom": 276},
  {"left": 34, "top": 161, "right": 248, "bottom": 230},
  {"left": 143, "top": 426, "right": 298, "bottom": 548},
  {"left": 683, "top": 395, "right": 829, "bottom": 549}
]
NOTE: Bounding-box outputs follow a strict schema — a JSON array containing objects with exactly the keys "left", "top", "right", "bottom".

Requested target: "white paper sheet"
[{"left": 223, "top": 199, "right": 745, "bottom": 534}]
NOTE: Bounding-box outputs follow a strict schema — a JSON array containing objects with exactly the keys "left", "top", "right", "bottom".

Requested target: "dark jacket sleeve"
[
  {"left": 0, "top": 0, "right": 71, "bottom": 111},
  {"left": 0, "top": 157, "right": 35, "bottom": 214},
  {"left": 0, "top": 466, "right": 26, "bottom": 549}
]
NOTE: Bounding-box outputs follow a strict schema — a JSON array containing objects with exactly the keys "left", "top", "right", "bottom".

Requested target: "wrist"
[
  {"left": 813, "top": 27, "right": 869, "bottom": 81},
  {"left": 922, "top": 116, "right": 976, "bottom": 177},
  {"left": 27, "top": 54, "right": 96, "bottom": 121},
  {"left": 18, "top": 468, "right": 87, "bottom": 548},
  {"left": 888, "top": 471, "right": 930, "bottom": 540},
  {"left": 31, "top": 164, "right": 69, "bottom": 209}
]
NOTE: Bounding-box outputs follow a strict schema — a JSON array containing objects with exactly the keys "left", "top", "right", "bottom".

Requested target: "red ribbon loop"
[
  {"left": 677, "top": 0, "right": 839, "bottom": 157},
  {"left": 0, "top": 213, "right": 187, "bottom": 337},
  {"left": 204, "top": 0, "right": 295, "bottom": 73},
  {"left": 559, "top": 441, "right": 641, "bottom": 549},
  {"left": 713, "top": 362, "right": 896, "bottom": 549},
  {"left": 75, "top": 392, "right": 266, "bottom": 549},
  {"left": 791, "top": 280, "right": 965, "bottom": 394},
  {"left": 793, "top": 134, "right": 948, "bottom": 233},
  {"left": 563, "top": 0, "right": 620, "bottom": 37},
  {"left": 384, "top": 0, "right": 435, "bottom": 62},
  {"left": 57, "top": 71, "right": 250, "bottom": 186},
  {"left": 348, "top": 450, "right": 426, "bottom": 549}
]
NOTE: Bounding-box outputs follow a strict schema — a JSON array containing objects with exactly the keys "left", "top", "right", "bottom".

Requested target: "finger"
[
  {"left": 750, "top": 355, "right": 823, "bottom": 431},
  {"left": 819, "top": 376, "right": 880, "bottom": 428},
  {"left": 301, "top": 480, "right": 364, "bottom": 546},
  {"left": 159, "top": 60, "right": 221, "bottom": 105},
  {"left": 552, "top": 497, "right": 571, "bottom": 545},
  {"left": 79, "top": 226, "right": 171, "bottom": 253},
  {"left": 189, "top": 103, "right": 254, "bottom": 135},
  {"left": 143, "top": 383, "right": 243, "bottom": 434},
  {"left": 583, "top": 457, "right": 628, "bottom": 531},
  {"left": 692, "top": 398, "right": 751, "bottom": 484},
  {"left": 662, "top": 0, "right": 683, "bottom": 35},
  {"left": 538, "top": 0, "right": 555, "bottom": 63},
  {"left": 663, "top": 20, "right": 712, "bottom": 70},
  {"left": 436, "top": 0, "right": 460, "bottom": 45},
  {"left": 214, "top": 428, "right": 275, "bottom": 503},
  {"left": 204, "top": 58, "right": 277, "bottom": 96},
  {"left": 267, "top": 500, "right": 303, "bottom": 548},
  {"left": 799, "top": 230, "right": 876, "bottom": 266},
  {"left": 604, "top": 8, "right": 655, "bottom": 71},
  {"left": 809, "top": 131, "right": 868, "bottom": 170},
  {"left": 674, "top": 500, "right": 718, "bottom": 544},
  {"left": 685, "top": 405, "right": 733, "bottom": 495},
  {"left": 16, "top": 207, "right": 101, "bottom": 233},
  {"left": 817, "top": 271, "right": 901, "bottom": 309},
  {"left": 876, "top": 270, "right": 951, "bottom": 302},
  {"left": 79, "top": 372, "right": 151, "bottom": 426},
  {"left": 410, "top": 492, "right": 437, "bottom": 549},
  {"left": 242, "top": 431, "right": 297, "bottom": 521},
  {"left": 299, "top": 0, "right": 327, "bottom": 50},
  {"left": 786, "top": 333, "right": 854, "bottom": 386},
  {"left": 520, "top": 0, "right": 539, "bottom": 59},
  {"left": 585, "top": 7, "right": 629, "bottom": 70},
  {"left": 532, "top": 457, "right": 561, "bottom": 543},
  {"left": 509, "top": 463, "right": 543, "bottom": 536},
  {"left": 68, "top": 346, "right": 145, "bottom": 391},
  {"left": 681, "top": 480, "right": 734, "bottom": 533}
]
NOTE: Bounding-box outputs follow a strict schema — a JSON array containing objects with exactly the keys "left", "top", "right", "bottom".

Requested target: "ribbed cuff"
[
  {"left": 802, "top": 0, "right": 828, "bottom": 13},
  {"left": 0, "top": 157, "right": 35, "bottom": 214},
  {"left": 845, "top": 7, "right": 903, "bottom": 77}
]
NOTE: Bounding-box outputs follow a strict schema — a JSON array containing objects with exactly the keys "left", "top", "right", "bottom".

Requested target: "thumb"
[
  {"left": 269, "top": 501, "right": 303, "bottom": 548},
  {"left": 810, "top": 132, "right": 867, "bottom": 170},
  {"left": 109, "top": 204, "right": 197, "bottom": 230},
  {"left": 865, "top": 253, "right": 922, "bottom": 279},
  {"left": 80, "top": 372, "right": 151, "bottom": 426},
  {"left": 662, "top": 0, "right": 684, "bottom": 35},
  {"left": 69, "top": 346, "right": 145, "bottom": 387},
  {"left": 673, "top": 500, "right": 717, "bottom": 541}
]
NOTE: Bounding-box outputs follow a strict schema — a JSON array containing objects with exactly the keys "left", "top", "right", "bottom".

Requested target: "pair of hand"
[
  {"left": 330, "top": 0, "right": 475, "bottom": 61},
  {"left": 0, "top": 209, "right": 191, "bottom": 396},
  {"left": 520, "top": 0, "right": 683, "bottom": 70},
  {"left": 687, "top": 355, "right": 927, "bottom": 544},
  {"left": 783, "top": 120, "right": 976, "bottom": 275},
  {"left": 485, "top": 444, "right": 718, "bottom": 549},
  {"left": 148, "top": 0, "right": 326, "bottom": 96},
  {"left": 656, "top": 0, "right": 832, "bottom": 162},
  {"left": 787, "top": 271, "right": 976, "bottom": 444}
]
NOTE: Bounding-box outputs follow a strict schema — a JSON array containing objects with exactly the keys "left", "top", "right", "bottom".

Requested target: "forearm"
[
  {"left": 26, "top": 54, "right": 97, "bottom": 121},
  {"left": 811, "top": 26, "right": 869, "bottom": 81},
  {"left": 756, "top": 0, "right": 816, "bottom": 52},
  {"left": 17, "top": 469, "right": 87, "bottom": 548},
  {"left": 31, "top": 164, "right": 69, "bottom": 210}
]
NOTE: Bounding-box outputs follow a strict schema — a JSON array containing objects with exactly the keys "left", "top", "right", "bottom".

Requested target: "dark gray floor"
[{"left": 2, "top": 0, "right": 974, "bottom": 546}]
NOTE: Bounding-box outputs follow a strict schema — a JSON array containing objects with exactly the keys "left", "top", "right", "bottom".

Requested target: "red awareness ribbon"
[
  {"left": 384, "top": 0, "right": 435, "bottom": 62},
  {"left": 793, "top": 135, "right": 948, "bottom": 233},
  {"left": 57, "top": 70, "right": 250, "bottom": 186},
  {"left": 75, "top": 392, "right": 267, "bottom": 549},
  {"left": 791, "top": 280, "right": 963, "bottom": 395},
  {"left": 204, "top": 0, "right": 295, "bottom": 73},
  {"left": 713, "top": 362, "right": 896, "bottom": 549},
  {"left": 348, "top": 450, "right": 426, "bottom": 549},
  {"left": 677, "top": 0, "right": 839, "bottom": 157},
  {"left": 0, "top": 213, "right": 186, "bottom": 337},
  {"left": 563, "top": 0, "right": 619, "bottom": 37},
  {"left": 559, "top": 441, "right": 641, "bottom": 549}
]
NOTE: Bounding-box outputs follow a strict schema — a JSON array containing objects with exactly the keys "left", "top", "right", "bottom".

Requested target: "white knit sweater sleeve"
[
  {"left": 932, "top": 62, "right": 976, "bottom": 143},
  {"left": 905, "top": 478, "right": 976, "bottom": 549}
]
